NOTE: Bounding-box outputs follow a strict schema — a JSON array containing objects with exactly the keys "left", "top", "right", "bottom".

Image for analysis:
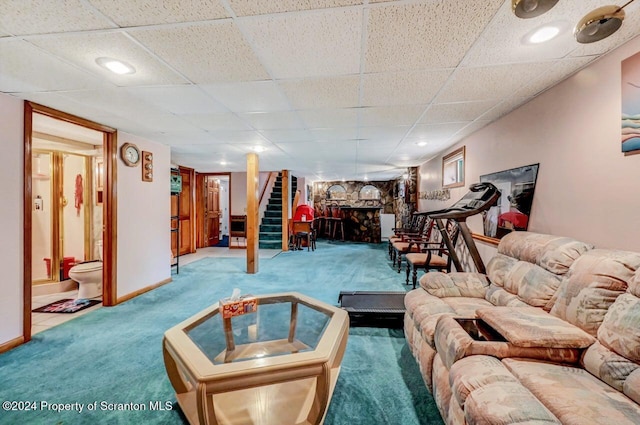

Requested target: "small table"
[{"left": 163, "top": 292, "right": 349, "bottom": 425}]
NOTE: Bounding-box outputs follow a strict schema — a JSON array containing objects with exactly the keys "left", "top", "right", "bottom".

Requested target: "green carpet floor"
[{"left": 0, "top": 241, "right": 443, "bottom": 425}]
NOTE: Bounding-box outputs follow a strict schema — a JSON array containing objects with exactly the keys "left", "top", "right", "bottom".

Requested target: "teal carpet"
[{"left": 0, "top": 241, "right": 443, "bottom": 425}]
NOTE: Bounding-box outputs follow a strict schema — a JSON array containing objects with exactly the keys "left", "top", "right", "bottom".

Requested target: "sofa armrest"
[{"left": 420, "top": 272, "right": 490, "bottom": 298}]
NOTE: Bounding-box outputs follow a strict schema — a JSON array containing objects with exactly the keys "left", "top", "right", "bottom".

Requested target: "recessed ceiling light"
[
  {"left": 416, "top": 141, "right": 428, "bottom": 147},
  {"left": 219, "top": 160, "right": 227, "bottom": 166},
  {"left": 95, "top": 57, "right": 136, "bottom": 75},
  {"left": 363, "top": 176, "right": 369, "bottom": 181},
  {"left": 252, "top": 146, "right": 266, "bottom": 153},
  {"left": 528, "top": 25, "right": 561, "bottom": 43}
]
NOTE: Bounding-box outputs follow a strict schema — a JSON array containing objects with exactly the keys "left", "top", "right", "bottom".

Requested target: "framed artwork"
[
  {"left": 479, "top": 163, "right": 539, "bottom": 240},
  {"left": 622, "top": 50, "right": 640, "bottom": 155}
]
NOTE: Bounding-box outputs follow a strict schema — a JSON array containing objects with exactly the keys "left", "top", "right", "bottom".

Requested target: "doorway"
[
  {"left": 24, "top": 102, "right": 117, "bottom": 343},
  {"left": 196, "top": 173, "right": 231, "bottom": 249}
]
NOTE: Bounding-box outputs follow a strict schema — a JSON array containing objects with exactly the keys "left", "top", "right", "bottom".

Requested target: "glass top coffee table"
[{"left": 163, "top": 292, "right": 349, "bottom": 425}]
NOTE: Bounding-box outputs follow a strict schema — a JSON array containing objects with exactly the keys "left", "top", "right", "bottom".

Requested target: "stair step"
[
  {"left": 259, "top": 241, "right": 281, "bottom": 249},
  {"left": 260, "top": 224, "right": 282, "bottom": 233},
  {"left": 266, "top": 205, "right": 282, "bottom": 212},
  {"left": 259, "top": 232, "right": 281, "bottom": 241},
  {"left": 264, "top": 210, "right": 281, "bottom": 217},
  {"left": 262, "top": 217, "right": 282, "bottom": 224}
]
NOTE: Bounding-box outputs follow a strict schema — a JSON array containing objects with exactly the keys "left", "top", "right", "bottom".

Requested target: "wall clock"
[{"left": 120, "top": 143, "right": 140, "bottom": 167}]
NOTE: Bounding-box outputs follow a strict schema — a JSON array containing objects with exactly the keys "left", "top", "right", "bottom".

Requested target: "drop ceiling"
[{"left": 2, "top": 0, "right": 639, "bottom": 180}]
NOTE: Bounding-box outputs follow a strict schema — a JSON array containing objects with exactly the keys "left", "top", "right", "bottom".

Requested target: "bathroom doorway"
[{"left": 24, "top": 102, "right": 117, "bottom": 342}]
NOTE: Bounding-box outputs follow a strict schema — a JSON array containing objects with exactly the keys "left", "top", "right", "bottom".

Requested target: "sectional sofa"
[{"left": 403, "top": 231, "right": 640, "bottom": 424}]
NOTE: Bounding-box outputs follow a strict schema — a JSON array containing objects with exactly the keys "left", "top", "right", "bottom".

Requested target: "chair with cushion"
[
  {"left": 391, "top": 216, "right": 436, "bottom": 273},
  {"left": 388, "top": 212, "right": 428, "bottom": 261},
  {"left": 405, "top": 219, "right": 460, "bottom": 288}
]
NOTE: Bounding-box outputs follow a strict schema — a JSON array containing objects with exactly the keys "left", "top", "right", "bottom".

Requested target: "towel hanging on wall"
[{"left": 75, "top": 174, "right": 83, "bottom": 216}]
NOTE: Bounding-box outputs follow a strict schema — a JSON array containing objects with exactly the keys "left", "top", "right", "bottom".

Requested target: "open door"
[{"left": 205, "top": 177, "right": 220, "bottom": 246}]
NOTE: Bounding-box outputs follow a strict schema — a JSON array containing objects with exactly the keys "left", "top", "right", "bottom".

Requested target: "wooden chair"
[
  {"left": 405, "top": 219, "right": 460, "bottom": 289},
  {"left": 391, "top": 216, "right": 435, "bottom": 273},
  {"left": 388, "top": 212, "right": 427, "bottom": 260}
]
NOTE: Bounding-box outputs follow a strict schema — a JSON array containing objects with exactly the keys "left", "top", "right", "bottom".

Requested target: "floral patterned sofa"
[{"left": 403, "top": 231, "right": 640, "bottom": 424}]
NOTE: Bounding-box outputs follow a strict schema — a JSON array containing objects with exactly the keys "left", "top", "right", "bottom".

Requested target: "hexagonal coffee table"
[{"left": 163, "top": 292, "right": 349, "bottom": 425}]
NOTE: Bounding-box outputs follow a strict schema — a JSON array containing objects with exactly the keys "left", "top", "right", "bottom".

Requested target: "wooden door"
[
  {"left": 178, "top": 167, "right": 194, "bottom": 256},
  {"left": 205, "top": 177, "right": 220, "bottom": 246}
]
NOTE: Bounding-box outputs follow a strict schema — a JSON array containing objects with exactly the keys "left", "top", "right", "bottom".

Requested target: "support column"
[
  {"left": 281, "top": 170, "right": 289, "bottom": 251},
  {"left": 246, "top": 153, "right": 259, "bottom": 274}
]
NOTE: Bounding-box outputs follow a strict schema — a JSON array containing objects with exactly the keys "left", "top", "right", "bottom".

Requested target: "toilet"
[{"left": 68, "top": 241, "right": 103, "bottom": 300}]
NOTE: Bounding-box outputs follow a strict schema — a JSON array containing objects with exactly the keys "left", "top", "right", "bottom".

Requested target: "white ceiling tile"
[
  {"left": 229, "top": 0, "right": 362, "bottom": 16},
  {"left": 365, "top": 0, "right": 503, "bottom": 73},
  {"left": 279, "top": 140, "right": 357, "bottom": 160},
  {"left": 361, "top": 70, "right": 452, "bottom": 106},
  {"left": 298, "top": 108, "right": 359, "bottom": 128},
  {"left": 0, "top": 40, "right": 108, "bottom": 93},
  {"left": 260, "top": 129, "right": 314, "bottom": 143},
  {"left": 126, "top": 86, "right": 227, "bottom": 114},
  {"left": 200, "top": 81, "right": 291, "bottom": 112},
  {"left": 239, "top": 9, "right": 361, "bottom": 79},
  {"left": 461, "top": 1, "right": 589, "bottom": 67},
  {"left": 0, "top": 0, "right": 115, "bottom": 35},
  {"left": 358, "top": 125, "right": 410, "bottom": 142},
  {"left": 478, "top": 97, "right": 530, "bottom": 122},
  {"left": 358, "top": 105, "right": 425, "bottom": 127},
  {"left": 130, "top": 22, "right": 269, "bottom": 83},
  {"left": 279, "top": 76, "right": 360, "bottom": 109},
  {"left": 310, "top": 127, "right": 358, "bottom": 141},
  {"left": 89, "top": 0, "right": 229, "bottom": 26},
  {"left": 434, "top": 63, "right": 552, "bottom": 103},
  {"left": 406, "top": 122, "right": 469, "bottom": 142},
  {"left": 239, "top": 111, "right": 304, "bottom": 130},
  {"left": 445, "top": 120, "right": 492, "bottom": 146},
  {"left": 29, "top": 32, "right": 187, "bottom": 87},
  {"left": 421, "top": 100, "right": 500, "bottom": 124},
  {"left": 206, "top": 130, "right": 269, "bottom": 144},
  {"left": 182, "top": 113, "right": 253, "bottom": 131}
]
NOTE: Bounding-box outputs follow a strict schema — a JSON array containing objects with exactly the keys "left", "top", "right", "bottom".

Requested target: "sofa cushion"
[
  {"left": 496, "top": 231, "right": 592, "bottom": 275},
  {"left": 484, "top": 285, "right": 530, "bottom": 308},
  {"left": 501, "top": 261, "right": 563, "bottom": 311},
  {"left": 582, "top": 341, "right": 640, "bottom": 398},
  {"left": 477, "top": 306, "right": 596, "bottom": 349},
  {"left": 419, "top": 272, "right": 490, "bottom": 298},
  {"left": 550, "top": 249, "right": 640, "bottom": 336},
  {"left": 598, "top": 293, "right": 640, "bottom": 363},
  {"left": 504, "top": 358, "right": 640, "bottom": 425}
]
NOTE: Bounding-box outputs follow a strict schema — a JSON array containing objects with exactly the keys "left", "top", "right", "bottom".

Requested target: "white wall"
[
  {"left": 116, "top": 133, "right": 171, "bottom": 298},
  {"left": 230, "top": 170, "right": 271, "bottom": 216},
  {"left": 419, "top": 35, "right": 640, "bottom": 253},
  {"left": 0, "top": 93, "right": 23, "bottom": 344}
]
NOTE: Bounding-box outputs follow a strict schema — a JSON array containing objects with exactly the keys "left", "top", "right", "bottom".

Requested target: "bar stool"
[
  {"left": 331, "top": 207, "right": 345, "bottom": 241},
  {"left": 323, "top": 206, "right": 335, "bottom": 239},
  {"left": 314, "top": 206, "right": 326, "bottom": 238}
]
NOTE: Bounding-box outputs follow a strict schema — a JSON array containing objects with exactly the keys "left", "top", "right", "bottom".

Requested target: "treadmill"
[{"left": 338, "top": 182, "right": 500, "bottom": 327}]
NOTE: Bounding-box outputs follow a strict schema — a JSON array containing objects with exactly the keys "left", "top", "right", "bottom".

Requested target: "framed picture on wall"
[{"left": 479, "top": 163, "right": 539, "bottom": 240}]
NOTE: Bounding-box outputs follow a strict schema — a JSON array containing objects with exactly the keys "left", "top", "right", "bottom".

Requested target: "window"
[{"left": 442, "top": 146, "right": 465, "bottom": 189}]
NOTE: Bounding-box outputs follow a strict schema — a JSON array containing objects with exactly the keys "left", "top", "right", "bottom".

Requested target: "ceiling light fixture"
[
  {"left": 512, "top": 0, "right": 559, "bottom": 19},
  {"left": 574, "top": 1, "right": 635, "bottom": 44},
  {"left": 219, "top": 160, "right": 228, "bottom": 166},
  {"left": 251, "top": 146, "right": 265, "bottom": 153},
  {"left": 528, "top": 25, "right": 561, "bottom": 43},
  {"left": 416, "top": 141, "right": 428, "bottom": 147},
  {"left": 95, "top": 57, "right": 136, "bottom": 75}
]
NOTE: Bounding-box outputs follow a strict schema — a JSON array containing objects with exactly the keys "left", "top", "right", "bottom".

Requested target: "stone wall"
[{"left": 312, "top": 180, "right": 394, "bottom": 213}]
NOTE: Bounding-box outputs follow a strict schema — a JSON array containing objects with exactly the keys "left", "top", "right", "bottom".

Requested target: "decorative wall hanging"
[
  {"left": 622, "top": 50, "right": 640, "bottom": 155},
  {"left": 479, "top": 164, "right": 539, "bottom": 240},
  {"left": 419, "top": 188, "right": 451, "bottom": 201}
]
